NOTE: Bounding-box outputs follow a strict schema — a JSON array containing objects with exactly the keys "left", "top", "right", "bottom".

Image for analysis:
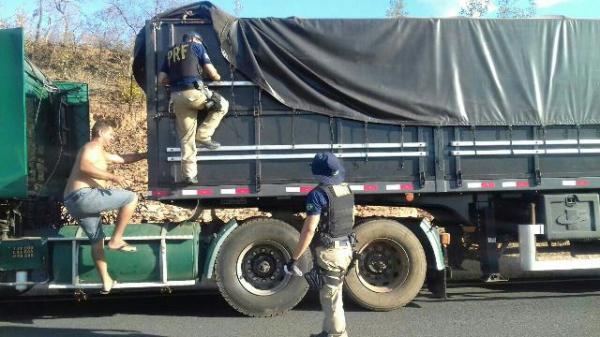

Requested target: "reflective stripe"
[
  {"left": 580, "top": 139, "right": 600, "bottom": 144},
  {"left": 385, "top": 183, "right": 414, "bottom": 191},
  {"left": 167, "top": 151, "right": 427, "bottom": 162},
  {"left": 475, "top": 150, "right": 511, "bottom": 155},
  {"left": 220, "top": 187, "right": 250, "bottom": 195},
  {"left": 207, "top": 80, "right": 255, "bottom": 87},
  {"left": 579, "top": 148, "right": 600, "bottom": 153},
  {"left": 451, "top": 140, "right": 511, "bottom": 146},
  {"left": 166, "top": 142, "right": 427, "bottom": 153},
  {"left": 348, "top": 184, "right": 381, "bottom": 192},
  {"left": 545, "top": 139, "right": 578, "bottom": 145},
  {"left": 545, "top": 148, "right": 579, "bottom": 154},
  {"left": 513, "top": 149, "right": 546, "bottom": 155},
  {"left": 511, "top": 140, "right": 544, "bottom": 146},
  {"left": 451, "top": 139, "right": 600, "bottom": 146},
  {"left": 220, "top": 188, "right": 236, "bottom": 195},
  {"left": 467, "top": 182, "right": 495, "bottom": 189},
  {"left": 151, "top": 190, "right": 171, "bottom": 197},
  {"left": 502, "top": 181, "right": 517, "bottom": 188}
]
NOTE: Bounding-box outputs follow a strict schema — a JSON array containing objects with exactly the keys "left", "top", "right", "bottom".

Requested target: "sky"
[{"left": 1, "top": 0, "right": 599, "bottom": 19}]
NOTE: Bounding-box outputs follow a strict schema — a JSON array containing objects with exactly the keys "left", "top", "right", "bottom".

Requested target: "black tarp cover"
[{"left": 134, "top": 2, "right": 600, "bottom": 126}]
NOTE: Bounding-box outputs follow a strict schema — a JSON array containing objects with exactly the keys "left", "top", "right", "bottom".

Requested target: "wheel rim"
[
  {"left": 236, "top": 240, "right": 292, "bottom": 296},
  {"left": 355, "top": 238, "right": 410, "bottom": 293}
]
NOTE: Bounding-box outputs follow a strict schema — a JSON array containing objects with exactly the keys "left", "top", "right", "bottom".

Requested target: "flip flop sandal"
[
  {"left": 100, "top": 280, "right": 117, "bottom": 295},
  {"left": 107, "top": 243, "right": 137, "bottom": 252}
]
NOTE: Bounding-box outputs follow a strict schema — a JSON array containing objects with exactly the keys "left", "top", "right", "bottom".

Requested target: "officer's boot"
[
  {"left": 197, "top": 139, "right": 220, "bottom": 150},
  {"left": 309, "top": 332, "right": 328, "bottom": 337},
  {"left": 310, "top": 332, "right": 347, "bottom": 337},
  {"left": 179, "top": 176, "right": 198, "bottom": 186}
]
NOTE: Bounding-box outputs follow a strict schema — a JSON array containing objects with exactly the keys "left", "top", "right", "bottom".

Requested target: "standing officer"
[
  {"left": 158, "top": 31, "right": 229, "bottom": 185},
  {"left": 285, "top": 152, "right": 355, "bottom": 337}
]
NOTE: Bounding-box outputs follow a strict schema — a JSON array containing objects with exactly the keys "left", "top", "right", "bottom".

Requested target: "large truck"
[{"left": 2, "top": 1, "right": 600, "bottom": 317}]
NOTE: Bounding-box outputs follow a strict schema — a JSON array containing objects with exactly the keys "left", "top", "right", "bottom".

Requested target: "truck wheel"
[
  {"left": 215, "top": 218, "right": 310, "bottom": 317},
  {"left": 345, "top": 219, "right": 426, "bottom": 311}
]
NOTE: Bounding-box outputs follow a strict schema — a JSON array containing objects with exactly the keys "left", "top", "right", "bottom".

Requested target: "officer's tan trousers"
[
  {"left": 171, "top": 88, "right": 229, "bottom": 179},
  {"left": 316, "top": 244, "right": 353, "bottom": 337}
]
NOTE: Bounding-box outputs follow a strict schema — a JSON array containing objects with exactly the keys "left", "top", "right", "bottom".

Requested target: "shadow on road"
[
  {"left": 0, "top": 292, "right": 243, "bottom": 324},
  {"left": 0, "top": 327, "right": 165, "bottom": 337},
  {"left": 416, "top": 278, "right": 600, "bottom": 304},
  {"left": 1, "top": 279, "right": 598, "bottom": 322}
]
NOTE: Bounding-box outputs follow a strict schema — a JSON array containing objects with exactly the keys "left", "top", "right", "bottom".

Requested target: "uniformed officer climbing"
[
  {"left": 158, "top": 31, "right": 229, "bottom": 185},
  {"left": 285, "top": 152, "right": 355, "bottom": 337}
]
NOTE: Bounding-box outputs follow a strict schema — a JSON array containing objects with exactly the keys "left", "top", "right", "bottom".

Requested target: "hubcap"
[
  {"left": 356, "top": 238, "right": 410, "bottom": 293},
  {"left": 236, "top": 241, "right": 292, "bottom": 296}
]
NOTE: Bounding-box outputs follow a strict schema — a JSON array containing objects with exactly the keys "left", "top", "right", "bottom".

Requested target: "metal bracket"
[
  {"left": 533, "top": 126, "right": 544, "bottom": 186},
  {"left": 417, "top": 127, "right": 426, "bottom": 188},
  {"left": 454, "top": 127, "right": 463, "bottom": 187},
  {"left": 535, "top": 169, "right": 542, "bottom": 185}
]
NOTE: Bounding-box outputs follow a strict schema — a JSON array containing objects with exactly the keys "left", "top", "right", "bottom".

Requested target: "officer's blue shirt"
[
  {"left": 305, "top": 186, "right": 328, "bottom": 216},
  {"left": 161, "top": 42, "right": 212, "bottom": 90}
]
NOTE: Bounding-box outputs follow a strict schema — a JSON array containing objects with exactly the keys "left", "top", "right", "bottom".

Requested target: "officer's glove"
[{"left": 284, "top": 259, "right": 303, "bottom": 277}]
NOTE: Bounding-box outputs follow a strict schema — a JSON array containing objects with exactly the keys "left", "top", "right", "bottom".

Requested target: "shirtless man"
[{"left": 63, "top": 119, "right": 146, "bottom": 294}]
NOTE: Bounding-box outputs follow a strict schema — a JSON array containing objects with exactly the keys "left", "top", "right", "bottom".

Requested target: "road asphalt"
[{"left": 1, "top": 279, "right": 599, "bottom": 337}]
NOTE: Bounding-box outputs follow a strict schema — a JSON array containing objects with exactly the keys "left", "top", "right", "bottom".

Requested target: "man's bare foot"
[
  {"left": 100, "top": 279, "right": 117, "bottom": 295},
  {"left": 107, "top": 241, "right": 137, "bottom": 252}
]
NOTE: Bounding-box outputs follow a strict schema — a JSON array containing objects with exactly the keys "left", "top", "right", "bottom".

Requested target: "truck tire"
[
  {"left": 215, "top": 218, "right": 310, "bottom": 317},
  {"left": 345, "top": 219, "right": 427, "bottom": 311}
]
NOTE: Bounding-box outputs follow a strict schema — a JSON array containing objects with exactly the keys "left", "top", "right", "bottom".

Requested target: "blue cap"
[
  {"left": 182, "top": 31, "right": 202, "bottom": 42},
  {"left": 311, "top": 152, "right": 345, "bottom": 185}
]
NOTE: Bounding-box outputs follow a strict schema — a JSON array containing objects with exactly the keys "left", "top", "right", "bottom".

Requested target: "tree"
[
  {"left": 386, "top": 0, "right": 408, "bottom": 17},
  {"left": 0, "top": 4, "right": 6, "bottom": 29},
  {"left": 459, "top": 0, "right": 536, "bottom": 18},
  {"left": 52, "top": 0, "right": 84, "bottom": 43},
  {"left": 459, "top": 0, "right": 490, "bottom": 17},
  {"left": 496, "top": 0, "right": 536, "bottom": 18},
  {"left": 234, "top": 0, "right": 243, "bottom": 17},
  {"left": 99, "top": 0, "right": 188, "bottom": 46},
  {"left": 33, "top": 0, "right": 44, "bottom": 42}
]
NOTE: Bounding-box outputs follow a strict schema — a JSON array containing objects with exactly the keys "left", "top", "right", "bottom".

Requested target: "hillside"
[{"left": 26, "top": 41, "right": 422, "bottom": 224}]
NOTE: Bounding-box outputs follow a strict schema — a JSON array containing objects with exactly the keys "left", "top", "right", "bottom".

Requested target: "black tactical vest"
[
  {"left": 317, "top": 184, "right": 354, "bottom": 238},
  {"left": 166, "top": 42, "right": 201, "bottom": 84}
]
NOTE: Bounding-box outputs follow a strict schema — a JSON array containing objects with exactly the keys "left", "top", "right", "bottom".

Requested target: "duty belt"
[
  {"left": 332, "top": 238, "right": 351, "bottom": 248},
  {"left": 317, "top": 234, "right": 352, "bottom": 249},
  {"left": 172, "top": 83, "right": 196, "bottom": 91}
]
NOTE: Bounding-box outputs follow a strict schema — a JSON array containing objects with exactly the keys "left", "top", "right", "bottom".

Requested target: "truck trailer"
[{"left": 2, "top": 1, "right": 600, "bottom": 317}]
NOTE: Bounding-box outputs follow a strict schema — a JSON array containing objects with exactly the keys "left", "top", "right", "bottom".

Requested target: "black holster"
[
  {"left": 304, "top": 267, "right": 323, "bottom": 291},
  {"left": 204, "top": 91, "right": 222, "bottom": 113}
]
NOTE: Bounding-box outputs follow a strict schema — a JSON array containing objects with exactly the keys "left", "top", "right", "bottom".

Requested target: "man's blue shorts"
[{"left": 63, "top": 188, "right": 136, "bottom": 244}]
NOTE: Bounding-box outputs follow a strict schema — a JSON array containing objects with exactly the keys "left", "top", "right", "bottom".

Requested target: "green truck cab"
[{"left": 0, "top": 29, "right": 204, "bottom": 289}]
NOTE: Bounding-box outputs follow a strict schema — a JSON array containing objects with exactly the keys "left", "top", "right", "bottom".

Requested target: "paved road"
[{"left": 1, "top": 279, "right": 599, "bottom": 337}]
